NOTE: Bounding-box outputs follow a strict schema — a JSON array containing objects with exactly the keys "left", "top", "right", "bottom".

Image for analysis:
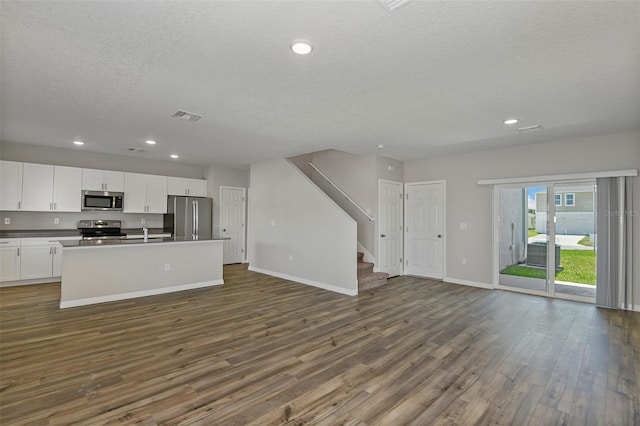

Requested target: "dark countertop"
[
  {"left": 60, "top": 236, "right": 227, "bottom": 248},
  {"left": 0, "top": 229, "right": 81, "bottom": 238},
  {"left": 0, "top": 228, "right": 167, "bottom": 239}
]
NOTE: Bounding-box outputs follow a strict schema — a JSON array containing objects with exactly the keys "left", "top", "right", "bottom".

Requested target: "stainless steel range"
[{"left": 78, "top": 220, "right": 127, "bottom": 240}]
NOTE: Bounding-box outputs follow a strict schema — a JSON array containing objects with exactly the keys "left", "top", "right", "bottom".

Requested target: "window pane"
[
  {"left": 555, "top": 194, "right": 562, "bottom": 206},
  {"left": 565, "top": 193, "right": 575, "bottom": 206}
]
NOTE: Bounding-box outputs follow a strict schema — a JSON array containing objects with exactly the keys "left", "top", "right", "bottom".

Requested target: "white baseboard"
[
  {"left": 443, "top": 276, "right": 493, "bottom": 290},
  {"left": 59, "top": 280, "right": 224, "bottom": 309},
  {"left": 248, "top": 266, "right": 358, "bottom": 296}
]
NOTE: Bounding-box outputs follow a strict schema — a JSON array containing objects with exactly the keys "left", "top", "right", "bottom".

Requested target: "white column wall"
[{"left": 248, "top": 158, "right": 357, "bottom": 295}]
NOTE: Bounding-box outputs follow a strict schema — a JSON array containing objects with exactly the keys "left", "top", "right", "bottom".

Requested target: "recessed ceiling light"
[
  {"left": 377, "top": 144, "right": 385, "bottom": 149},
  {"left": 503, "top": 118, "right": 519, "bottom": 125},
  {"left": 170, "top": 154, "right": 179, "bottom": 159},
  {"left": 291, "top": 40, "right": 313, "bottom": 55},
  {"left": 73, "top": 140, "right": 84, "bottom": 145},
  {"left": 146, "top": 140, "right": 157, "bottom": 145}
]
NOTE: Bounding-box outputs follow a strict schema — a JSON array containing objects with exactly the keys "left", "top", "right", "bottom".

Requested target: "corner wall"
[
  {"left": 247, "top": 158, "right": 357, "bottom": 295},
  {"left": 404, "top": 130, "right": 640, "bottom": 307}
]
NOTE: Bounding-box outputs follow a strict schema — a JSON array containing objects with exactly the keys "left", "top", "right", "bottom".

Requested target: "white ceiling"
[{"left": 1, "top": 1, "right": 638, "bottom": 168}]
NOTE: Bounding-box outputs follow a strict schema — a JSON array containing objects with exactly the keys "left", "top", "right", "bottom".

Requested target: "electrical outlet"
[
  {"left": 289, "top": 254, "right": 293, "bottom": 261},
  {"left": 4, "top": 218, "right": 9, "bottom": 225},
  {"left": 54, "top": 218, "right": 59, "bottom": 225},
  {"left": 141, "top": 218, "right": 145, "bottom": 225},
  {"left": 461, "top": 257, "right": 467, "bottom": 265},
  {"left": 164, "top": 263, "right": 170, "bottom": 271},
  {"left": 459, "top": 222, "right": 467, "bottom": 230}
]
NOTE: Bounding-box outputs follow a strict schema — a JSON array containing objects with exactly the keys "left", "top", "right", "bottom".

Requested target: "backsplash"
[{"left": 0, "top": 211, "right": 163, "bottom": 230}]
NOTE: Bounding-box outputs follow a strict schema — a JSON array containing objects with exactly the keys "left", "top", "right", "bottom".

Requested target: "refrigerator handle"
[
  {"left": 195, "top": 200, "right": 199, "bottom": 238},
  {"left": 192, "top": 199, "right": 196, "bottom": 238}
]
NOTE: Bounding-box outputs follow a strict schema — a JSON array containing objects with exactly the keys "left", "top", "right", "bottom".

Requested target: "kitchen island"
[{"left": 59, "top": 237, "right": 226, "bottom": 308}]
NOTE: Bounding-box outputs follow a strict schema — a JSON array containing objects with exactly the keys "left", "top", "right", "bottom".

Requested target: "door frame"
[
  {"left": 492, "top": 181, "right": 596, "bottom": 304},
  {"left": 219, "top": 186, "right": 247, "bottom": 264},
  {"left": 403, "top": 180, "right": 446, "bottom": 279},
  {"left": 377, "top": 179, "right": 404, "bottom": 276}
]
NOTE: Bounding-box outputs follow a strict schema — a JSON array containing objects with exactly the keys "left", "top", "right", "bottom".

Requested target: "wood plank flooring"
[{"left": 1, "top": 264, "right": 639, "bottom": 425}]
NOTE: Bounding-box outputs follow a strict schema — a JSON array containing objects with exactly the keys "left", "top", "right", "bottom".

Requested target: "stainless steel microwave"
[{"left": 82, "top": 191, "right": 124, "bottom": 211}]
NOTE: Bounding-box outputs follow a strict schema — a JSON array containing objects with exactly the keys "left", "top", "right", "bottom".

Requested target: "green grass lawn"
[
  {"left": 528, "top": 229, "right": 539, "bottom": 238},
  {"left": 501, "top": 249, "right": 596, "bottom": 285},
  {"left": 578, "top": 235, "right": 594, "bottom": 247}
]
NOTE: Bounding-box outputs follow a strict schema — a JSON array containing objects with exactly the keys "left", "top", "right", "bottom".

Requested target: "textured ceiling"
[{"left": 1, "top": 1, "right": 638, "bottom": 168}]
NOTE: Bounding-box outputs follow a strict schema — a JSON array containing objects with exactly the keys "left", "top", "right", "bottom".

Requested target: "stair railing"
[{"left": 308, "top": 163, "right": 375, "bottom": 221}]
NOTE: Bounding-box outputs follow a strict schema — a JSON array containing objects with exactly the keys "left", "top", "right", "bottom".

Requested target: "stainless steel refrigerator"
[{"left": 164, "top": 196, "right": 212, "bottom": 239}]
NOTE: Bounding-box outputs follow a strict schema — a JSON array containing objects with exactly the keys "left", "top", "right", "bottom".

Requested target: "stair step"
[
  {"left": 358, "top": 272, "right": 389, "bottom": 291},
  {"left": 358, "top": 271, "right": 389, "bottom": 284},
  {"left": 357, "top": 261, "right": 374, "bottom": 277}
]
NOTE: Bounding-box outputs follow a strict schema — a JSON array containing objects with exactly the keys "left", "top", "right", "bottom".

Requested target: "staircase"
[{"left": 357, "top": 252, "right": 388, "bottom": 292}]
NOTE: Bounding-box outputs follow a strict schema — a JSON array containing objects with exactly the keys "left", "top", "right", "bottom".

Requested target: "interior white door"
[
  {"left": 220, "top": 186, "right": 246, "bottom": 264},
  {"left": 378, "top": 180, "right": 403, "bottom": 277},
  {"left": 405, "top": 182, "right": 444, "bottom": 279}
]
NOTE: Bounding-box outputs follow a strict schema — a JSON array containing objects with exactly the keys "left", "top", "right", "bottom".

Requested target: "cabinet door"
[
  {"left": 146, "top": 175, "right": 168, "bottom": 213},
  {"left": 0, "top": 160, "right": 23, "bottom": 211},
  {"left": 123, "top": 173, "right": 148, "bottom": 213},
  {"left": 82, "top": 169, "right": 105, "bottom": 190},
  {"left": 52, "top": 243, "right": 63, "bottom": 277},
  {"left": 53, "top": 166, "right": 82, "bottom": 212},
  {"left": 167, "top": 177, "right": 186, "bottom": 196},
  {"left": 185, "top": 178, "right": 206, "bottom": 197},
  {"left": 21, "top": 163, "right": 54, "bottom": 211},
  {"left": 104, "top": 170, "right": 125, "bottom": 192},
  {"left": 0, "top": 245, "right": 20, "bottom": 282},
  {"left": 19, "top": 245, "right": 53, "bottom": 279}
]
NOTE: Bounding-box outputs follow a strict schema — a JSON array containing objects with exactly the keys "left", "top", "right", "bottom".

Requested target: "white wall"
[
  {"left": 305, "top": 150, "right": 404, "bottom": 261},
  {"left": 404, "top": 130, "right": 640, "bottom": 305},
  {"left": 247, "top": 158, "right": 357, "bottom": 295}
]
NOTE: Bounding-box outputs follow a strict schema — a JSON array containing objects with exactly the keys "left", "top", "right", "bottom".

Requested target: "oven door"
[{"left": 82, "top": 191, "right": 124, "bottom": 211}]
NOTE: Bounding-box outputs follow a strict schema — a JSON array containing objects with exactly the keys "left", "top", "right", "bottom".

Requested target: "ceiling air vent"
[
  {"left": 128, "top": 147, "right": 146, "bottom": 153},
  {"left": 172, "top": 110, "right": 203, "bottom": 122},
  {"left": 377, "top": 0, "right": 413, "bottom": 13},
  {"left": 517, "top": 124, "right": 543, "bottom": 133}
]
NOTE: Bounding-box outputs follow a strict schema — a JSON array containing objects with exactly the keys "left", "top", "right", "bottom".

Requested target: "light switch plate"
[
  {"left": 4, "top": 218, "right": 9, "bottom": 225},
  {"left": 54, "top": 218, "right": 60, "bottom": 225}
]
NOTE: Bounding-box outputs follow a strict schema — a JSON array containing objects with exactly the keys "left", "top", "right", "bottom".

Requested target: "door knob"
[
  {"left": 437, "top": 234, "right": 442, "bottom": 238},
  {"left": 380, "top": 234, "right": 386, "bottom": 238},
  {"left": 222, "top": 229, "right": 227, "bottom": 232}
]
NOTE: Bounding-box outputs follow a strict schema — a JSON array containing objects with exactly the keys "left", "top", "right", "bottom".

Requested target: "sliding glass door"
[{"left": 495, "top": 181, "right": 596, "bottom": 303}]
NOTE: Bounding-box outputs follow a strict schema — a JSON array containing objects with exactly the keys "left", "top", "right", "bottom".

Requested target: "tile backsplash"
[{"left": 0, "top": 211, "right": 163, "bottom": 230}]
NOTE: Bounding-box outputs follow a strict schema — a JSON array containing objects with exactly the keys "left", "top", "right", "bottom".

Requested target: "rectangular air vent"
[
  {"left": 517, "top": 124, "right": 543, "bottom": 133},
  {"left": 377, "top": 0, "right": 413, "bottom": 12},
  {"left": 172, "top": 110, "right": 203, "bottom": 122}
]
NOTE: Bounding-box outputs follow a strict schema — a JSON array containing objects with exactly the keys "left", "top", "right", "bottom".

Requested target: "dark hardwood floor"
[{"left": 1, "top": 264, "right": 639, "bottom": 425}]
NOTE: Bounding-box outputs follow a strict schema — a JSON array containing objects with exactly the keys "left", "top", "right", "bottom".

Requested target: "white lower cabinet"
[
  {"left": 0, "top": 238, "right": 79, "bottom": 283},
  {"left": 0, "top": 240, "right": 21, "bottom": 282},
  {"left": 20, "top": 243, "right": 54, "bottom": 280},
  {"left": 52, "top": 243, "right": 63, "bottom": 277}
]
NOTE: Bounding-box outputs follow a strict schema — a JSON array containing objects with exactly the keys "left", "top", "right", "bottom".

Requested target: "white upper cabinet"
[
  {"left": 124, "top": 173, "right": 168, "bottom": 213},
  {"left": 82, "top": 169, "right": 125, "bottom": 192},
  {"left": 0, "top": 160, "right": 23, "bottom": 211},
  {"left": 21, "top": 163, "right": 81, "bottom": 212},
  {"left": 21, "top": 163, "right": 54, "bottom": 211},
  {"left": 167, "top": 177, "right": 206, "bottom": 197},
  {"left": 52, "top": 166, "right": 82, "bottom": 211},
  {"left": 146, "top": 175, "right": 169, "bottom": 213}
]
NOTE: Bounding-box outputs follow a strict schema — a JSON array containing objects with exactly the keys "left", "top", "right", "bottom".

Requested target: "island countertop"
[{"left": 59, "top": 236, "right": 228, "bottom": 248}]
